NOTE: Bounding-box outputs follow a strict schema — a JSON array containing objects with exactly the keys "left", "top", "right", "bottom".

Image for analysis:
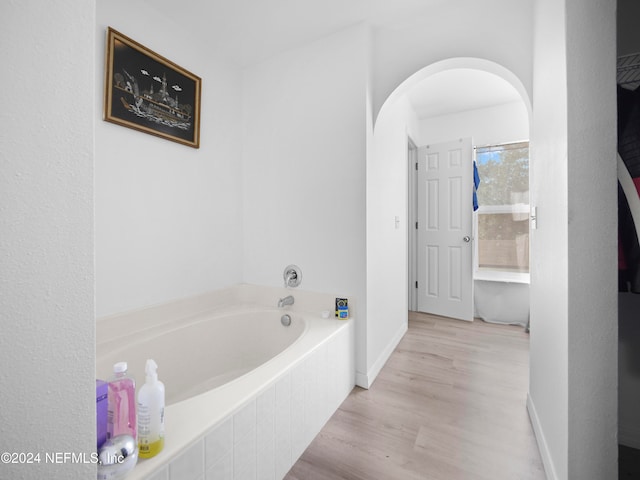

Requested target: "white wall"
[
  {"left": 371, "top": 0, "right": 534, "bottom": 121},
  {"left": 96, "top": 1, "right": 244, "bottom": 317},
  {"left": 528, "top": 2, "right": 570, "bottom": 477},
  {"left": 365, "top": 96, "right": 419, "bottom": 386},
  {"left": 241, "top": 26, "right": 368, "bottom": 380},
  {"left": 418, "top": 101, "right": 529, "bottom": 146},
  {"left": 0, "top": 2, "right": 96, "bottom": 479},
  {"left": 528, "top": 0, "right": 618, "bottom": 479},
  {"left": 565, "top": 0, "right": 617, "bottom": 477}
]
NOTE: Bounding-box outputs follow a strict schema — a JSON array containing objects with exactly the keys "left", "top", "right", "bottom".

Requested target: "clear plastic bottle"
[
  {"left": 137, "top": 359, "right": 165, "bottom": 458},
  {"left": 107, "top": 362, "right": 137, "bottom": 441}
]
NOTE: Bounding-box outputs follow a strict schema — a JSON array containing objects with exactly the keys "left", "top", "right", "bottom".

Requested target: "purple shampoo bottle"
[{"left": 107, "top": 362, "right": 137, "bottom": 441}]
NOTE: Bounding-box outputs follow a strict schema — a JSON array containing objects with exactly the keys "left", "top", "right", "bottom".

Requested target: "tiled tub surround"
[{"left": 96, "top": 284, "right": 356, "bottom": 480}]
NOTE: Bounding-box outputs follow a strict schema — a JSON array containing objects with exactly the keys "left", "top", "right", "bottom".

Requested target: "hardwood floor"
[{"left": 285, "top": 312, "right": 546, "bottom": 480}]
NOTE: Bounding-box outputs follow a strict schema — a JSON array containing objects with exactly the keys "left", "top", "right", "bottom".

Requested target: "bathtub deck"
[{"left": 285, "top": 311, "right": 546, "bottom": 480}]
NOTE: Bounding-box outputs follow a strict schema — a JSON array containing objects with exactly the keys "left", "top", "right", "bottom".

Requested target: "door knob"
[{"left": 463, "top": 236, "right": 471, "bottom": 243}]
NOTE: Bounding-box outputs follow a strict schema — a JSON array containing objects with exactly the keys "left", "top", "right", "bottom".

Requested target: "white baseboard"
[
  {"left": 356, "top": 321, "right": 408, "bottom": 390},
  {"left": 355, "top": 371, "right": 369, "bottom": 389},
  {"left": 527, "top": 394, "right": 556, "bottom": 480},
  {"left": 619, "top": 424, "right": 640, "bottom": 450}
]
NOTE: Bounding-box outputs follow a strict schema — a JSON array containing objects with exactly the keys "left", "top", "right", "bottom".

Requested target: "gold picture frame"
[{"left": 103, "top": 27, "right": 201, "bottom": 148}]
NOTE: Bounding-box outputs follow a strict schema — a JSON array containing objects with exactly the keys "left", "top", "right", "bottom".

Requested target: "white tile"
[
  {"left": 290, "top": 368, "right": 307, "bottom": 462},
  {"left": 233, "top": 428, "right": 256, "bottom": 480},
  {"left": 317, "top": 343, "right": 330, "bottom": 424},
  {"left": 290, "top": 392, "right": 304, "bottom": 431},
  {"left": 339, "top": 327, "right": 356, "bottom": 400},
  {"left": 275, "top": 372, "right": 291, "bottom": 430},
  {"left": 291, "top": 364, "right": 305, "bottom": 408},
  {"left": 145, "top": 466, "right": 169, "bottom": 480},
  {"left": 233, "top": 399, "right": 256, "bottom": 445},
  {"left": 257, "top": 397, "right": 275, "bottom": 446},
  {"left": 292, "top": 357, "right": 307, "bottom": 388},
  {"left": 206, "top": 451, "right": 233, "bottom": 480},
  {"left": 256, "top": 385, "right": 275, "bottom": 426},
  {"left": 169, "top": 440, "right": 205, "bottom": 480},
  {"left": 274, "top": 391, "right": 291, "bottom": 480},
  {"left": 274, "top": 397, "right": 291, "bottom": 439},
  {"left": 256, "top": 436, "right": 275, "bottom": 480},
  {"left": 205, "top": 416, "right": 234, "bottom": 470},
  {"left": 327, "top": 338, "right": 340, "bottom": 412},
  {"left": 274, "top": 431, "right": 292, "bottom": 480},
  {"left": 159, "top": 325, "right": 352, "bottom": 480},
  {"left": 275, "top": 372, "right": 291, "bottom": 405},
  {"left": 304, "top": 351, "right": 320, "bottom": 437},
  {"left": 328, "top": 329, "right": 353, "bottom": 410},
  {"left": 257, "top": 413, "right": 274, "bottom": 454}
]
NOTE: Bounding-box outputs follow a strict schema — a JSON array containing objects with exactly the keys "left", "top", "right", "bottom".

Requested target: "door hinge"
[
  {"left": 415, "top": 281, "right": 418, "bottom": 288},
  {"left": 415, "top": 162, "right": 418, "bottom": 171},
  {"left": 415, "top": 221, "right": 418, "bottom": 229}
]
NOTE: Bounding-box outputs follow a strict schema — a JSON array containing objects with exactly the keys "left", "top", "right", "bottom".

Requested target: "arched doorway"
[
  {"left": 376, "top": 57, "right": 532, "bottom": 123},
  {"left": 365, "top": 57, "right": 532, "bottom": 385}
]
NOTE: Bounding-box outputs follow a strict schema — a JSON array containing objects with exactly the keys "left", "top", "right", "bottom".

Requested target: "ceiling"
[
  {"left": 406, "top": 69, "right": 522, "bottom": 119},
  {"left": 145, "top": 0, "right": 523, "bottom": 118},
  {"left": 145, "top": 0, "right": 450, "bottom": 67}
]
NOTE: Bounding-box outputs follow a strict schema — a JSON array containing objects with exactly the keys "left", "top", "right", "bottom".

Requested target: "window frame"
[{"left": 473, "top": 141, "right": 531, "bottom": 282}]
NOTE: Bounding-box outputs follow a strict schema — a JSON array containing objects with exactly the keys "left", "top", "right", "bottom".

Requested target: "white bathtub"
[{"left": 96, "top": 284, "right": 355, "bottom": 480}]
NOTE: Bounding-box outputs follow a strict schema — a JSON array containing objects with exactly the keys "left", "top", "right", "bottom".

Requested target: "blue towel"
[{"left": 473, "top": 160, "right": 481, "bottom": 211}]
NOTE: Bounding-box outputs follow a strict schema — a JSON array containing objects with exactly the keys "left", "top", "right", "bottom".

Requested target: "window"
[{"left": 475, "top": 141, "right": 529, "bottom": 274}]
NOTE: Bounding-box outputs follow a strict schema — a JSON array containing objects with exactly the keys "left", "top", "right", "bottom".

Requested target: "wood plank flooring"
[{"left": 285, "top": 312, "right": 546, "bottom": 480}]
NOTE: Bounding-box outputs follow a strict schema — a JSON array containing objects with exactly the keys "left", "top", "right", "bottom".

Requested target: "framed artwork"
[{"left": 103, "top": 27, "right": 201, "bottom": 148}]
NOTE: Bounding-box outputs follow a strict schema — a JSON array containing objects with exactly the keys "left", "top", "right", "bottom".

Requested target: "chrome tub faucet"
[{"left": 278, "top": 295, "right": 295, "bottom": 308}]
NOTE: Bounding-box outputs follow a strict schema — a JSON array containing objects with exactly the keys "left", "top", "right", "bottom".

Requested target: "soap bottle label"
[{"left": 138, "top": 402, "right": 165, "bottom": 457}]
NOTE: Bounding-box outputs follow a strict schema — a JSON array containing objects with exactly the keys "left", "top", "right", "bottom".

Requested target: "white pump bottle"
[{"left": 137, "top": 359, "right": 165, "bottom": 458}]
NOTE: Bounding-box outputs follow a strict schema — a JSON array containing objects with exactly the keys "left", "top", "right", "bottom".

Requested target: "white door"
[{"left": 417, "top": 138, "right": 474, "bottom": 321}]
